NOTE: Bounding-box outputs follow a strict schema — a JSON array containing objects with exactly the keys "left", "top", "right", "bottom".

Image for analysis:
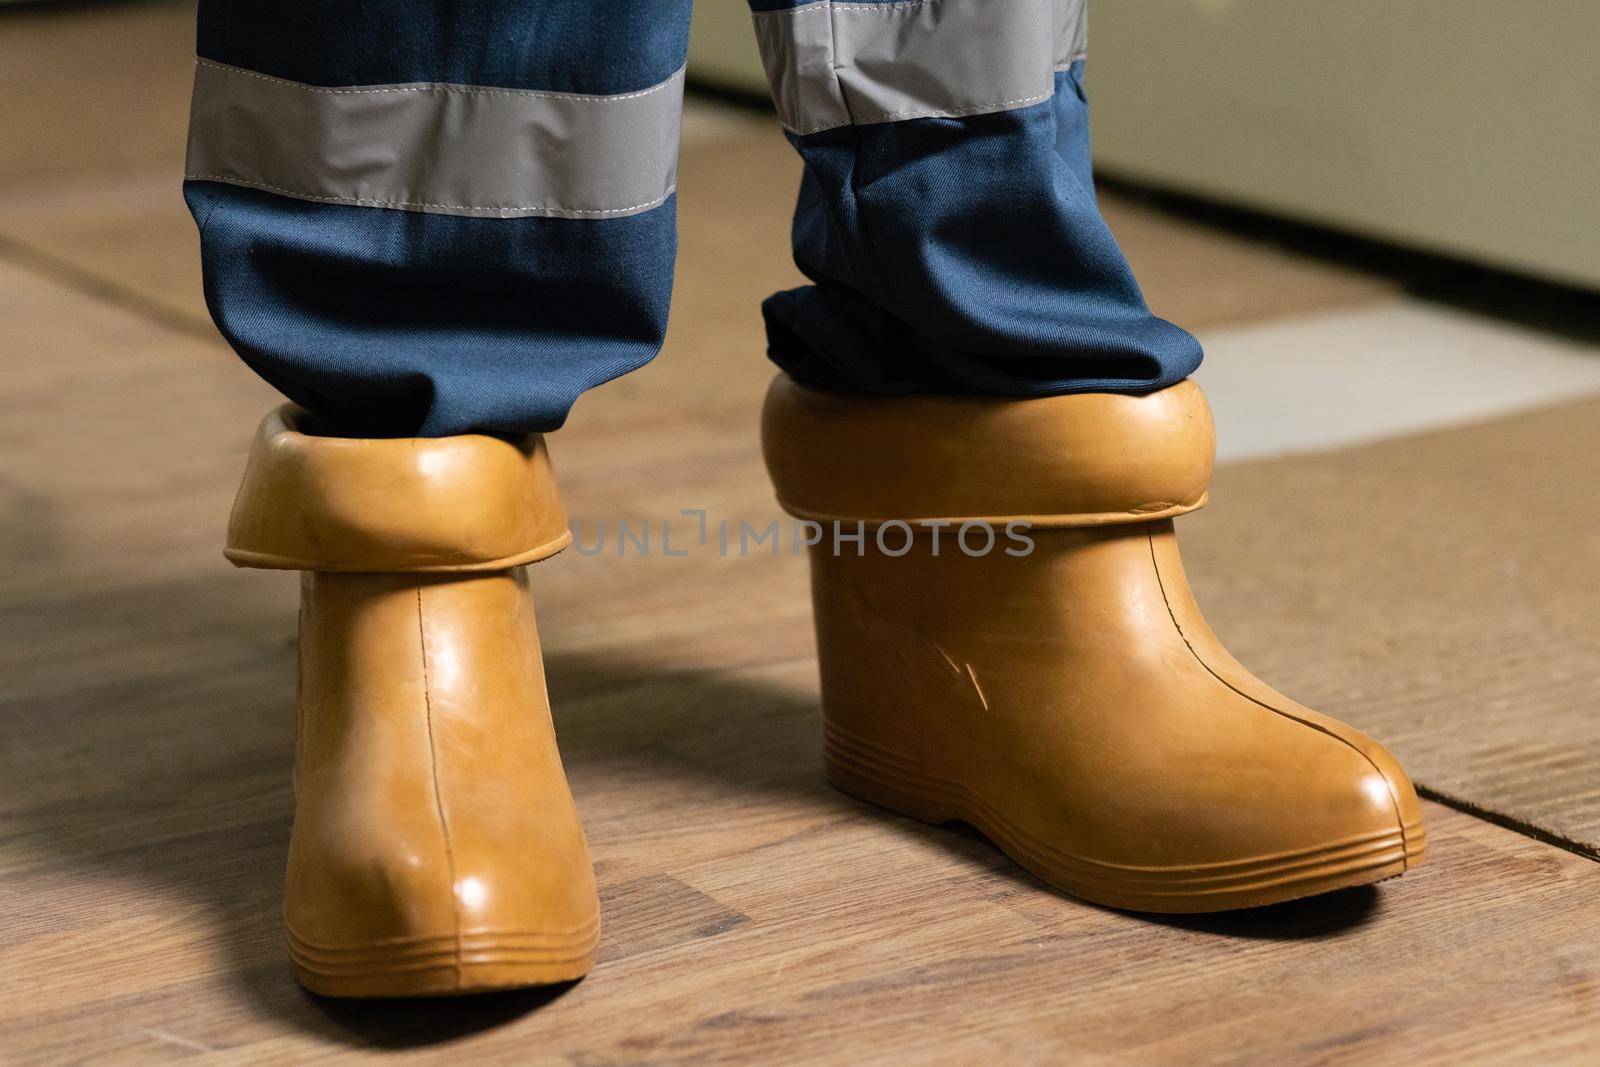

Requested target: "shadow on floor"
[
  {"left": 1136, "top": 884, "right": 1380, "bottom": 939},
  {"left": 552, "top": 650, "right": 1380, "bottom": 944},
  {"left": 300, "top": 982, "right": 582, "bottom": 1049}
]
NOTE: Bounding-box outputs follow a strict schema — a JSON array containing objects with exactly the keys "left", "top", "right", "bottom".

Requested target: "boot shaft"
[{"left": 292, "top": 568, "right": 558, "bottom": 796}]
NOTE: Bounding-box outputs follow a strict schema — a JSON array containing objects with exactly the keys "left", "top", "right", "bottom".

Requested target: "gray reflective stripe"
[
  {"left": 184, "top": 59, "right": 684, "bottom": 219},
  {"left": 1058, "top": 0, "right": 1089, "bottom": 71},
  {"left": 754, "top": 0, "right": 1087, "bottom": 136}
]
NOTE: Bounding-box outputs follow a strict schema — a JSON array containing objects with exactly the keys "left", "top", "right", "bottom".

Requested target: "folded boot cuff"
[
  {"left": 761, "top": 377, "right": 1215, "bottom": 528},
  {"left": 226, "top": 405, "right": 571, "bottom": 572}
]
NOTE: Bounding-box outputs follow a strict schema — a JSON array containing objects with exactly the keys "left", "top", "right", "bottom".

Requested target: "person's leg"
[
  {"left": 185, "top": 1, "right": 692, "bottom": 996},
  {"left": 752, "top": 0, "right": 1428, "bottom": 910},
  {"left": 185, "top": 1, "right": 690, "bottom": 437},
  {"left": 748, "top": 0, "right": 1200, "bottom": 397}
]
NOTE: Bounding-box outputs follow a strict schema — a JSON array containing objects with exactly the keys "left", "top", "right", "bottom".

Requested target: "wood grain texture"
[
  {"left": 2, "top": 212, "right": 1599, "bottom": 1063},
  {"left": 3, "top": 315, "right": 1599, "bottom": 1063},
  {"left": 2, "top": 4, "right": 1597, "bottom": 1062}
]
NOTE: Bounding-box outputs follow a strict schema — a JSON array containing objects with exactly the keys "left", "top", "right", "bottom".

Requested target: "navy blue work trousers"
[{"left": 184, "top": 1, "right": 1201, "bottom": 437}]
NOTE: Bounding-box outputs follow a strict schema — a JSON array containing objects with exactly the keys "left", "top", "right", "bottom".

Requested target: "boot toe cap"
[
  {"left": 1133, "top": 723, "right": 1426, "bottom": 911},
  {"left": 1039, "top": 710, "right": 1427, "bottom": 913}
]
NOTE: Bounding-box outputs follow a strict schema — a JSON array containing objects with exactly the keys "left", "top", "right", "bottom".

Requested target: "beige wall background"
[
  {"left": 687, "top": 1, "right": 766, "bottom": 91},
  {"left": 687, "top": 1, "right": 1600, "bottom": 289}
]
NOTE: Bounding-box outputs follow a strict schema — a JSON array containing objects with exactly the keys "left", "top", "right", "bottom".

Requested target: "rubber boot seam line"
[
  {"left": 416, "top": 579, "right": 463, "bottom": 989},
  {"left": 1144, "top": 527, "right": 1410, "bottom": 862}
]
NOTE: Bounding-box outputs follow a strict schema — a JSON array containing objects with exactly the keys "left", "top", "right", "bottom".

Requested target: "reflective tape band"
[
  {"left": 754, "top": 0, "right": 1088, "bottom": 136},
  {"left": 184, "top": 59, "right": 685, "bottom": 220},
  {"left": 1057, "top": 0, "right": 1090, "bottom": 72}
]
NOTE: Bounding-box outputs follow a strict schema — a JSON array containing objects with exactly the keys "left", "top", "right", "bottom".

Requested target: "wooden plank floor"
[
  {"left": 3, "top": 256, "right": 1600, "bottom": 1061},
  {"left": 3, "top": 2, "right": 1599, "bottom": 1063},
  {"left": 4, "top": 188, "right": 1600, "bottom": 1065}
]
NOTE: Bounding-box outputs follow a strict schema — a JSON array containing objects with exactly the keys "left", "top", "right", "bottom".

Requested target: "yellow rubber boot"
[
  {"left": 228, "top": 407, "right": 599, "bottom": 995},
  {"left": 764, "top": 377, "right": 1425, "bottom": 913}
]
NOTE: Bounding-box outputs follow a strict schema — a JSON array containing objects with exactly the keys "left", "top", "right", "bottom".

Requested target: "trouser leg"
[
  {"left": 748, "top": 0, "right": 1202, "bottom": 396},
  {"left": 184, "top": 1, "right": 692, "bottom": 437}
]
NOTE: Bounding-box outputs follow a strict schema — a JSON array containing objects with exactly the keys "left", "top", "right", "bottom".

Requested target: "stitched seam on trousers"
[
  {"left": 752, "top": 0, "right": 935, "bottom": 17},
  {"left": 415, "top": 579, "right": 463, "bottom": 990},
  {"left": 183, "top": 174, "right": 677, "bottom": 217},
  {"left": 194, "top": 57, "right": 687, "bottom": 102},
  {"left": 1144, "top": 527, "right": 1412, "bottom": 859},
  {"left": 785, "top": 87, "right": 1054, "bottom": 135}
]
